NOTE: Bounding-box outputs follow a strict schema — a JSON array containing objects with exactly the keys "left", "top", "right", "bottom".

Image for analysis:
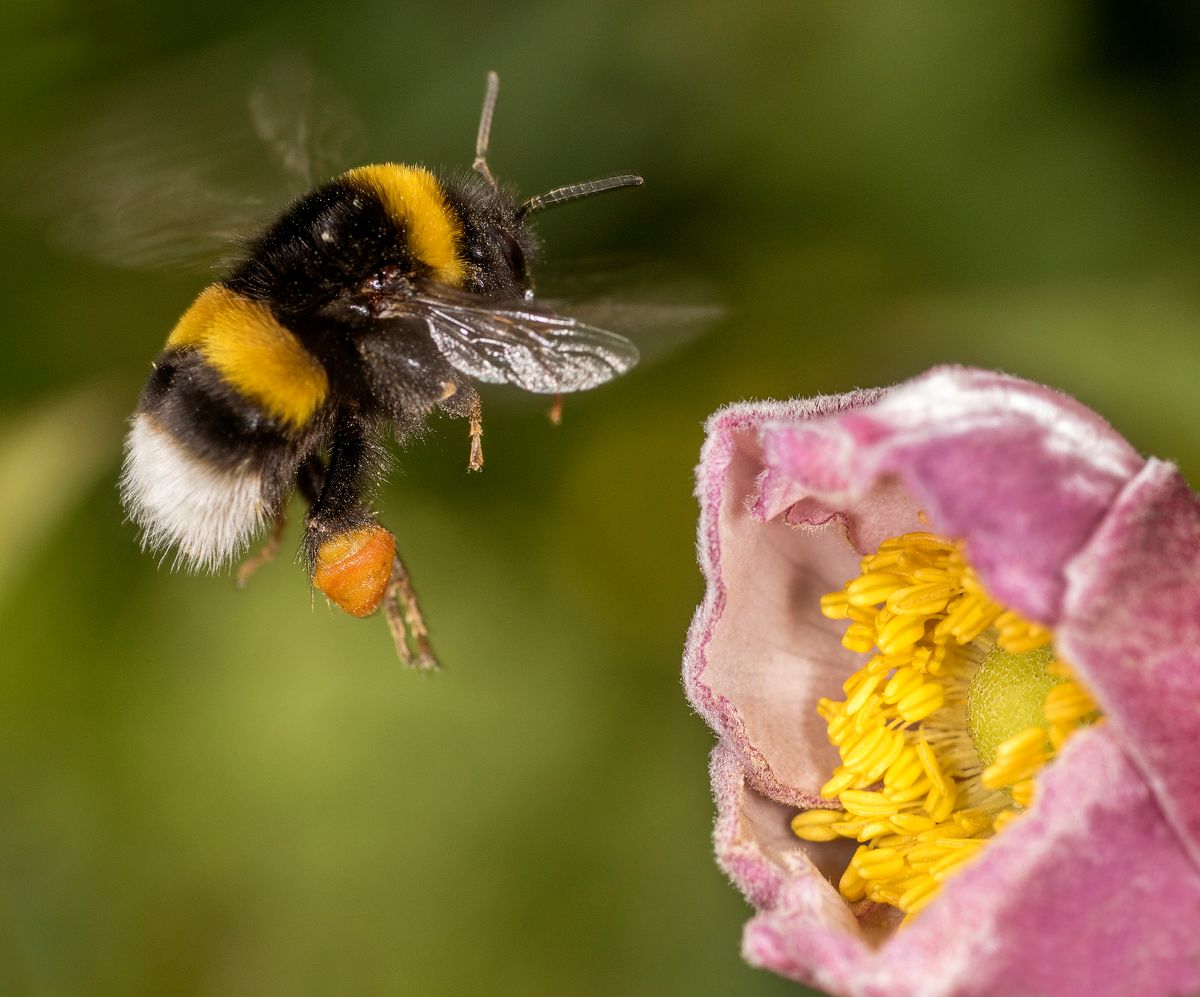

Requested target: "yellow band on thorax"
[
  {"left": 166, "top": 285, "right": 329, "bottom": 430},
  {"left": 343, "top": 164, "right": 467, "bottom": 287}
]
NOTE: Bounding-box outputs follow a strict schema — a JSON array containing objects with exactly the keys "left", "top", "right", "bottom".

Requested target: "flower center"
[{"left": 792, "top": 531, "right": 1101, "bottom": 923}]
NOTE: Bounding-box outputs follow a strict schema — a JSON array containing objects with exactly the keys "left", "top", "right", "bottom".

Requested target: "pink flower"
[{"left": 684, "top": 367, "right": 1200, "bottom": 997}]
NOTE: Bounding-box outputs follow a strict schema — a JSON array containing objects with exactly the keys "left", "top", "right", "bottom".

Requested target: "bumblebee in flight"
[{"left": 120, "top": 72, "right": 642, "bottom": 668}]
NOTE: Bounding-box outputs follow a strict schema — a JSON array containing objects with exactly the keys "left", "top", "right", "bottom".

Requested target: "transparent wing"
[
  {"left": 534, "top": 253, "right": 724, "bottom": 367},
  {"left": 246, "top": 53, "right": 365, "bottom": 191},
  {"left": 410, "top": 285, "right": 640, "bottom": 394},
  {"left": 25, "top": 45, "right": 364, "bottom": 272}
]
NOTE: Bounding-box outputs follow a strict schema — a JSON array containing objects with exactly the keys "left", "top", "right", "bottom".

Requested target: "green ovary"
[{"left": 966, "top": 644, "right": 1060, "bottom": 768}]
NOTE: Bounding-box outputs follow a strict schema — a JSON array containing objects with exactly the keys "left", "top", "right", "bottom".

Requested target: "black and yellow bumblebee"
[{"left": 118, "top": 71, "right": 642, "bottom": 667}]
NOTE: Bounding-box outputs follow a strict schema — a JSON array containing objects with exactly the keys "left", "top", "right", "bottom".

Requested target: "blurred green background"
[{"left": 4, "top": 2, "right": 1200, "bottom": 995}]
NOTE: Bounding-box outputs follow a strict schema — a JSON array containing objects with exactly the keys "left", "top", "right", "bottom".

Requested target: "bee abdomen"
[{"left": 121, "top": 305, "right": 321, "bottom": 572}]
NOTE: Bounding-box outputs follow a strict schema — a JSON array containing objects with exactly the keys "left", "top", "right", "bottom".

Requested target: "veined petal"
[{"left": 1058, "top": 460, "right": 1200, "bottom": 866}]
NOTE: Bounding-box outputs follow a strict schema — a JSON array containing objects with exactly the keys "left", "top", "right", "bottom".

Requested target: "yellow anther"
[
  {"left": 931, "top": 836, "right": 988, "bottom": 851},
  {"left": 853, "top": 701, "right": 885, "bottom": 735},
  {"left": 887, "top": 582, "right": 955, "bottom": 616},
  {"left": 852, "top": 847, "right": 906, "bottom": 880},
  {"left": 883, "top": 667, "right": 924, "bottom": 705},
  {"left": 925, "top": 786, "right": 956, "bottom": 823},
  {"left": 819, "top": 591, "right": 851, "bottom": 619},
  {"left": 830, "top": 820, "right": 869, "bottom": 838},
  {"left": 842, "top": 623, "right": 877, "bottom": 654},
  {"left": 982, "top": 757, "right": 1044, "bottom": 790},
  {"left": 997, "top": 619, "right": 1053, "bottom": 653},
  {"left": 1043, "top": 681, "right": 1097, "bottom": 724},
  {"left": 881, "top": 649, "right": 916, "bottom": 671},
  {"left": 790, "top": 809, "right": 846, "bottom": 842},
  {"left": 1010, "top": 779, "right": 1037, "bottom": 808},
  {"left": 884, "top": 747, "right": 924, "bottom": 790},
  {"left": 842, "top": 726, "right": 890, "bottom": 773},
  {"left": 1048, "top": 723, "right": 1071, "bottom": 752},
  {"left": 992, "top": 809, "right": 1020, "bottom": 833},
  {"left": 915, "top": 737, "right": 949, "bottom": 797},
  {"left": 931, "top": 843, "right": 985, "bottom": 881},
  {"left": 820, "top": 768, "right": 857, "bottom": 798},
  {"left": 1046, "top": 658, "right": 1072, "bottom": 678},
  {"left": 876, "top": 613, "right": 927, "bottom": 654},
  {"left": 860, "top": 730, "right": 907, "bottom": 783},
  {"left": 848, "top": 604, "right": 878, "bottom": 625},
  {"left": 951, "top": 599, "right": 1002, "bottom": 644},
  {"left": 846, "top": 572, "right": 909, "bottom": 607},
  {"left": 906, "top": 842, "right": 955, "bottom": 866},
  {"left": 896, "top": 532, "right": 955, "bottom": 553},
  {"left": 865, "top": 654, "right": 892, "bottom": 675},
  {"left": 840, "top": 790, "right": 900, "bottom": 818},
  {"left": 889, "top": 813, "right": 938, "bottom": 835},
  {"left": 839, "top": 861, "right": 867, "bottom": 902},
  {"left": 885, "top": 778, "right": 933, "bottom": 804},
  {"left": 897, "top": 682, "right": 946, "bottom": 722},
  {"left": 827, "top": 711, "right": 854, "bottom": 744},
  {"left": 953, "top": 809, "right": 994, "bottom": 835},
  {"left": 911, "top": 566, "right": 954, "bottom": 584},
  {"left": 857, "top": 820, "right": 894, "bottom": 842},
  {"left": 915, "top": 822, "right": 966, "bottom": 843},
  {"left": 995, "top": 725, "right": 1049, "bottom": 761},
  {"left": 844, "top": 672, "right": 884, "bottom": 716}
]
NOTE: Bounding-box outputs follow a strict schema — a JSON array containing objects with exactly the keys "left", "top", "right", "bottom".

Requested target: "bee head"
[{"left": 461, "top": 72, "right": 643, "bottom": 299}]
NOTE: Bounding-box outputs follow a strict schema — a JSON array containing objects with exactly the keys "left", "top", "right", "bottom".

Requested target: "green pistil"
[{"left": 966, "top": 643, "right": 1060, "bottom": 768}]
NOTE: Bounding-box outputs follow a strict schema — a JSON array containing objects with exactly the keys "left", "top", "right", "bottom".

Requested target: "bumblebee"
[{"left": 120, "top": 72, "right": 642, "bottom": 668}]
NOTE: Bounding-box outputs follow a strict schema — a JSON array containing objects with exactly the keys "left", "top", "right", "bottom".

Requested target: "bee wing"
[
  {"left": 27, "top": 47, "right": 364, "bottom": 273},
  {"left": 246, "top": 54, "right": 365, "bottom": 192},
  {"left": 410, "top": 285, "right": 640, "bottom": 394}
]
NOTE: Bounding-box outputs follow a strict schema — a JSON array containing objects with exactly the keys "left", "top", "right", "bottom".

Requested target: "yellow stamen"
[
  {"left": 791, "top": 530, "right": 1103, "bottom": 921},
  {"left": 790, "top": 809, "right": 845, "bottom": 842}
]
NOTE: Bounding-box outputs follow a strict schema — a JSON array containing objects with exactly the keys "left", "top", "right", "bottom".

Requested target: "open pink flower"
[{"left": 685, "top": 367, "right": 1200, "bottom": 997}]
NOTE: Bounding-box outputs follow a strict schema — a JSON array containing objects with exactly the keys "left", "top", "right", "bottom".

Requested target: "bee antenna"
[
  {"left": 517, "top": 174, "right": 644, "bottom": 219},
  {"left": 473, "top": 71, "right": 501, "bottom": 190}
]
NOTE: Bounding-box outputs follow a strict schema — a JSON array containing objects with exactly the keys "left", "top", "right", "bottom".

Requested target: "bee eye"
[{"left": 502, "top": 234, "right": 526, "bottom": 276}]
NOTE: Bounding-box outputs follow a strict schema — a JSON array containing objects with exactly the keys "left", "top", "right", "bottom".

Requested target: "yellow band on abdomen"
[{"left": 166, "top": 285, "right": 329, "bottom": 431}]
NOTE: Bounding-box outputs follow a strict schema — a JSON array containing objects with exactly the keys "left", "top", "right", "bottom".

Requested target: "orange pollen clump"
[{"left": 312, "top": 524, "right": 396, "bottom": 617}]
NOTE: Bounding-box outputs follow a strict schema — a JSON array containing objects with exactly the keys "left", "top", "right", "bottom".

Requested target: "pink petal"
[
  {"left": 685, "top": 391, "right": 918, "bottom": 804},
  {"left": 763, "top": 367, "right": 1145, "bottom": 625},
  {"left": 1057, "top": 459, "right": 1200, "bottom": 867},
  {"left": 727, "top": 727, "right": 1200, "bottom": 997}
]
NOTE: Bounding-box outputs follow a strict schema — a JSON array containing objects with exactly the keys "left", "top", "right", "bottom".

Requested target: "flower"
[{"left": 684, "top": 367, "right": 1200, "bottom": 997}]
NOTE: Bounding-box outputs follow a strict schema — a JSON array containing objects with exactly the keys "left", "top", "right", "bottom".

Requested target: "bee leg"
[
  {"left": 468, "top": 394, "right": 484, "bottom": 472},
  {"left": 547, "top": 393, "right": 564, "bottom": 426},
  {"left": 383, "top": 551, "right": 438, "bottom": 671},
  {"left": 235, "top": 509, "right": 287, "bottom": 589}
]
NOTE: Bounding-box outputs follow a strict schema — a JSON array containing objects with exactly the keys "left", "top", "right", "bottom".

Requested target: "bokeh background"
[{"left": 4, "top": 2, "right": 1200, "bottom": 994}]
